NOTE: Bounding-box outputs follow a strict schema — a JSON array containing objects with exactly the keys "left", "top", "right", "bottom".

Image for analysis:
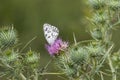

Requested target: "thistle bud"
[
  {"left": 70, "top": 47, "right": 89, "bottom": 65},
  {"left": 86, "top": 44, "right": 105, "bottom": 57},
  {"left": 26, "top": 50, "right": 40, "bottom": 64},
  {"left": 0, "top": 27, "right": 18, "bottom": 50},
  {"left": 55, "top": 47, "right": 89, "bottom": 78},
  {"left": 89, "top": 0, "right": 106, "bottom": 10},
  {"left": 91, "top": 28, "right": 102, "bottom": 40},
  {"left": 3, "top": 49, "right": 18, "bottom": 63}
]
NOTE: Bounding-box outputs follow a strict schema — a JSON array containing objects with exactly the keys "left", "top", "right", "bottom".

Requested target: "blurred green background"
[{"left": 0, "top": 0, "right": 120, "bottom": 79}]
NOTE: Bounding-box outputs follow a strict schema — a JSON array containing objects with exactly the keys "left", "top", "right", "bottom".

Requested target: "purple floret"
[{"left": 45, "top": 38, "right": 68, "bottom": 56}]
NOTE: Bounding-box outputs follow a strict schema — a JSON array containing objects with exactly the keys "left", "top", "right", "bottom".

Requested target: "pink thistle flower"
[{"left": 45, "top": 38, "right": 68, "bottom": 56}]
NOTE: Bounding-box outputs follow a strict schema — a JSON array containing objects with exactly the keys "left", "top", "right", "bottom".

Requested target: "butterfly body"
[{"left": 43, "top": 23, "right": 59, "bottom": 45}]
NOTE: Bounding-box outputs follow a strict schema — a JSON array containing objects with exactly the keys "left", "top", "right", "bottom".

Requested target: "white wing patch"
[{"left": 43, "top": 23, "right": 59, "bottom": 45}]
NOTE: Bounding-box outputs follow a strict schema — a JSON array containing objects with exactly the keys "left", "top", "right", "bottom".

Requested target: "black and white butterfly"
[{"left": 43, "top": 23, "right": 59, "bottom": 45}]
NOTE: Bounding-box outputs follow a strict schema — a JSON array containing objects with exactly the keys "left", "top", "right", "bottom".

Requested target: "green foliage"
[
  {"left": 52, "top": 0, "right": 120, "bottom": 80},
  {"left": 108, "top": 0, "right": 120, "bottom": 11},
  {"left": 0, "top": 26, "right": 42, "bottom": 80}
]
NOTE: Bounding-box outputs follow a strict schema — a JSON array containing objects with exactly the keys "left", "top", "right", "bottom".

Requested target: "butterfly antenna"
[
  {"left": 20, "top": 36, "right": 37, "bottom": 52},
  {"left": 73, "top": 32, "right": 77, "bottom": 45}
]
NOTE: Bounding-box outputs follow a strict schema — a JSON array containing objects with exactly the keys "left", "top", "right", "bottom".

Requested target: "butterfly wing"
[{"left": 43, "top": 23, "right": 59, "bottom": 45}]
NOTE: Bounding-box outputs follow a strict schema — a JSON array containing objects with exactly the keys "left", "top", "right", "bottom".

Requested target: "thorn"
[{"left": 73, "top": 32, "right": 77, "bottom": 45}]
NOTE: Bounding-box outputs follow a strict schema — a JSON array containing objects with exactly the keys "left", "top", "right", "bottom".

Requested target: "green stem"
[
  {"left": 34, "top": 70, "right": 38, "bottom": 80},
  {"left": 112, "top": 19, "right": 120, "bottom": 27},
  {"left": 100, "top": 71, "right": 104, "bottom": 80},
  {"left": 77, "top": 40, "right": 95, "bottom": 44},
  {"left": 108, "top": 55, "right": 116, "bottom": 80},
  {"left": 41, "top": 72, "right": 64, "bottom": 75},
  {"left": 20, "top": 73, "right": 26, "bottom": 80},
  {"left": 72, "top": 39, "right": 97, "bottom": 48},
  {"left": 20, "top": 36, "right": 37, "bottom": 52}
]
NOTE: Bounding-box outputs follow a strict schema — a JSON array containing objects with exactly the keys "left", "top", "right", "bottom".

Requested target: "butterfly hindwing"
[{"left": 43, "top": 23, "right": 59, "bottom": 45}]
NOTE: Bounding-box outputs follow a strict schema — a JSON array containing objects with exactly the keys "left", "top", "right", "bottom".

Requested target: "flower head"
[{"left": 45, "top": 38, "right": 68, "bottom": 56}]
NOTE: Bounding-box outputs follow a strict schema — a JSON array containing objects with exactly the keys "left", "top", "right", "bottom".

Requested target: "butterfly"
[{"left": 43, "top": 23, "right": 59, "bottom": 45}]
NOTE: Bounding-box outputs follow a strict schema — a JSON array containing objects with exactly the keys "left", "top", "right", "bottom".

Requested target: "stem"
[
  {"left": 72, "top": 39, "right": 96, "bottom": 48},
  {"left": 112, "top": 19, "right": 120, "bottom": 27},
  {"left": 78, "top": 40, "right": 95, "bottom": 44},
  {"left": 20, "top": 73, "right": 26, "bottom": 80},
  {"left": 41, "top": 72, "right": 64, "bottom": 75},
  {"left": 20, "top": 36, "right": 37, "bottom": 52},
  {"left": 34, "top": 70, "right": 38, "bottom": 80},
  {"left": 108, "top": 55, "right": 116, "bottom": 80},
  {"left": 44, "top": 58, "right": 53, "bottom": 69},
  {"left": 100, "top": 71, "right": 104, "bottom": 80},
  {"left": 73, "top": 32, "right": 77, "bottom": 45}
]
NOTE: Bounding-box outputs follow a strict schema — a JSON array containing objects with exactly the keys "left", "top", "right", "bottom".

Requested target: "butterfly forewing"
[{"left": 43, "top": 23, "right": 59, "bottom": 45}]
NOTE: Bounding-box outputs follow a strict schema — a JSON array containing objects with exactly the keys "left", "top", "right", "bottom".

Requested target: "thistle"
[
  {"left": 46, "top": 38, "right": 68, "bottom": 56},
  {"left": 0, "top": 27, "right": 18, "bottom": 50},
  {"left": 25, "top": 50, "right": 40, "bottom": 68}
]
